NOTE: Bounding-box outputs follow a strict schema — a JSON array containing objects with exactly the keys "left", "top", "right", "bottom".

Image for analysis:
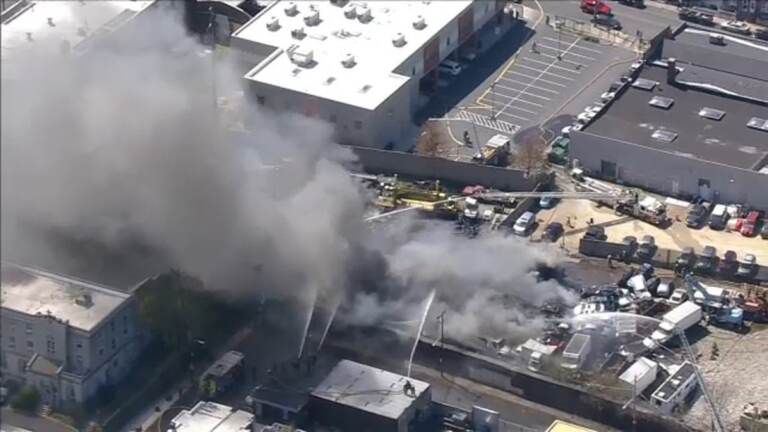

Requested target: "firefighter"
[{"left": 607, "top": 254, "right": 614, "bottom": 269}]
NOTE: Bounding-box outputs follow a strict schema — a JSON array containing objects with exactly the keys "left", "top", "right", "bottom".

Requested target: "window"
[
  {"left": 1, "top": 353, "right": 6, "bottom": 369},
  {"left": 329, "top": 114, "right": 337, "bottom": 123},
  {"left": 99, "top": 348, "right": 104, "bottom": 356},
  {"left": 25, "top": 323, "right": 32, "bottom": 334},
  {"left": 18, "top": 359, "right": 26, "bottom": 373},
  {"left": 698, "top": 179, "right": 711, "bottom": 187},
  {"left": 256, "top": 95, "right": 265, "bottom": 106},
  {"left": 446, "top": 36, "right": 451, "bottom": 46},
  {"left": 46, "top": 336, "right": 55, "bottom": 355},
  {"left": 412, "top": 66, "right": 416, "bottom": 76},
  {"left": 110, "top": 321, "right": 115, "bottom": 332},
  {"left": 76, "top": 342, "right": 83, "bottom": 349},
  {"left": 111, "top": 339, "right": 116, "bottom": 350},
  {"left": 8, "top": 336, "right": 15, "bottom": 349},
  {"left": 354, "top": 120, "right": 362, "bottom": 130},
  {"left": 27, "top": 340, "right": 34, "bottom": 353},
  {"left": 76, "top": 355, "right": 84, "bottom": 371}
]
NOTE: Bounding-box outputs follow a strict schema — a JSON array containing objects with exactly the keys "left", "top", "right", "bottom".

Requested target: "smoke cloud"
[{"left": 1, "top": 5, "right": 574, "bottom": 348}]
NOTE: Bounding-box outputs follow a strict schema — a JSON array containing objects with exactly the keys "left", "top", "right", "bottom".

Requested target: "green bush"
[{"left": 11, "top": 385, "right": 40, "bottom": 413}]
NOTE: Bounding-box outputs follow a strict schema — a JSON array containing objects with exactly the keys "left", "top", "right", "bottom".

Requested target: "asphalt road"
[{"left": 428, "top": 0, "right": 680, "bottom": 161}]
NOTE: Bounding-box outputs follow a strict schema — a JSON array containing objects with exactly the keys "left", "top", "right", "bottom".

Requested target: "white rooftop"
[
  {"left": 619, "top": 357, "right": 657, "bottom": 388},
  {"left": 311, "top": 359, "right": 430, "bottom": 419},
  {"left": 0, "top": 264, "right": 131, "bottom": 332},
  {"left": 233, "top": 0, "right": 473, "bottom": 110},
  {"left": 170, "top": 401, "right": 254, "bottom": 432},
  {"left": 1, "top": 0, "right": 155, "bottom": 64}
]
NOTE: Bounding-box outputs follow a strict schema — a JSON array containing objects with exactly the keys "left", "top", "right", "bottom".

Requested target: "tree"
[
  {"left": 11, "top": 385, "right": 40, "bottom": 413},
  {"left": 416, "top": 121, "right": 443, "bottom": 157},
  {"left": 515, "top": 134, "right": 549, "bottom": 175}
]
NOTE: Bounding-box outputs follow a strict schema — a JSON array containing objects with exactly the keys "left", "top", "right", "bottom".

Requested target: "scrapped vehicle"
[
  {"left": 761, "top": 223, "right": 768, "bottom": 239},
  {"left": 544, "top": 222, "right": 564, "bottom": 242},
  {"left": 736, "top": 254, "right": 757, "bottom": 278},
  {"left": 656, "top": 280, "right": 675, "bottom": 298},
  {"left": 622, "top": 236, "right": 638, "bottom": 257},
  {"left": 675, "top": 247, "right": 696, "bottom": 273},
  {"left": 740, "top": 210, "right": 762, "bottom": 237},
  {"left": 718, "top": 250, "right": 738, "bottom": 275},
  {"left": 581, "top": 0, "right": 612, "bottom": 15},
  {"left": 669, "top": 288, "right": 688, "bottom": 306},
  {"left": 584, "top": 225, "right": 607, "bottom": 241},
  {"left": 637, "top": 235, "right": 656, "bottom": 260},
  {"left": 592, "top": 14, "right": 622, "bottom": 30},
  {"left": 694, "top": 245, "right": 718, "bottom": 274}
]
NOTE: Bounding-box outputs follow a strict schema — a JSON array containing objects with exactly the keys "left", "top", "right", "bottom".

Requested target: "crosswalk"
[{"left": 452, "top": 110, "right": 521, "bottom": 134}]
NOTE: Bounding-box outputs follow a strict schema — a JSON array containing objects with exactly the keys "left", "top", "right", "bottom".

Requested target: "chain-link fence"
[{"left": 548, "top": 15, "right": 648, "bottom": 52}]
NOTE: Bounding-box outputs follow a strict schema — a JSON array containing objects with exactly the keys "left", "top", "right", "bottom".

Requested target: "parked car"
[
  {"left": 592, "top": 14, "right": 622, "bottom": 30},
  {"left": 601, "top": 91, "right": 616, "bottom": 102},
  {"left": 622, "top": 235, "right": 638, "bottom": 257},
  {"left": 438, "top": 60, "right": 463, "bottom": 76},
  {"left": 756, "top": 28, "right": 768, "bottom": 41},
  {"left": 513, "top": 211, "right": 536, "bottom": 236},
  {"left": 656, "top": 280, "right": 675, "bottom": 298},
  {"left": 708, "top": 204, "right": 729, "bottom": 230},
  {"left": 694, "top": 245, "right": 718, "bottom": 274},
  {"left": 686, "top": 203, "right": 710, "bottom": 228},
  {"left": 721, "top": 20, "right": 751, "bottom": 35},
  {"left": 584, "top": 225, "right": 607, "bottom": 241},
  {"left": 581, "top": 0, "right": 612, "bottom": 15},
  {"left": 761, "top": 223, "right": 768, "bottom": 239},
  {"left": 637, "top": 235, "right": 656, "bottom": 260},
  {"left": 737, "top": 254, "right": 757, "bottom": 278},
  {"left": 718, "top": 250, "right": 738, "bottom": 275},
  {"left": 543, "top": 222, "right": 564, "bottom": 242},
  {"left": 675, "top": 247, "right": 696, "bottom": 273},
  {"left": 539, "top": 195, "right": 557, "bottom": 209},
  {"left": 740, "top": 210, "right": 762, "bottom": 237},
  {"left": 709, "top": 33, "right": 726, "bottom": 45},
  {"left": 459, "top": 52, "right": 478, "bottom": 63}
]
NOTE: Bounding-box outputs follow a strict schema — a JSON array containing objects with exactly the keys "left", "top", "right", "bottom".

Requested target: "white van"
[
  {"left": 438, "top": 60, "right": 462, "bottom": 76},
  {"left": 513, "top": 211, "right": 536, "bottom": 236},
  {"left": 708, "top": 204, "right": 729, "bottom": 230}
]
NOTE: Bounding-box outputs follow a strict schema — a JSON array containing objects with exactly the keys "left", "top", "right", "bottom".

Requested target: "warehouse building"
[
  {"left": 309, "top": 359, "right": 431, "bottom": 432},
  {"left": 229, "top": 0, "right": 514, "bottom": 148},
  {"left": 570, "top": 28, "right": 768, "bottom": 208},
  {"left": 0, "top": 264, "right": 150, "bottom": 407}
]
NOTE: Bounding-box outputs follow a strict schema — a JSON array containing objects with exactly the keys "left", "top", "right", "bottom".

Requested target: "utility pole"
[{"left": 436, "top": 311, "right": 446, "bottom": 377}]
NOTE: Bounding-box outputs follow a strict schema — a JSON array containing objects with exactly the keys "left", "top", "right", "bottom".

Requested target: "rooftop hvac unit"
[
  {"left": 341, "top": 53, "right": 356, "bottom": 68},
  {"left": 357, "top": 6, "right": 372, "bottom": 23},
  {"left": 284, "top": 1, "right": 299, "bottom": 16},
  {"left": 413, "top": 15, "right": 427, "bottom": 30},
  {"left": 291, "top": 47, "right": 314, "bottom": 67},
  {"left": 266, "top": 16, "right": 280, "bottom": 31},
  {"left": 291, "top": 26, "right": 306, "bottom": 39},
  {"left": 343, "top": 4, "right": 357, "bottom": 19},
  {"left": 304, "top": 9, "right": 321, "bottom": 26},
  {"left": 392, "top": 32, "right": 406, "bottom": 47}
]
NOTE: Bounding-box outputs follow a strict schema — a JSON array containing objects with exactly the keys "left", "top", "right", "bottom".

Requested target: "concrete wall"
[
  {"left": 570, "top": 131, "right": 768, "bottom": 209},
  {"left": 348, "top": 146, "right": 540, "bottom": 191}
]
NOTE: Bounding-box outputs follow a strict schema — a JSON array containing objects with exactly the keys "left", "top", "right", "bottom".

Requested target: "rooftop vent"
[
  {"left": 357, "top": 6, "right": 372, "bottom": 23},
  {"left": 324, "top": 76, "right": 336, "bottom": 85},
  {"left": 330, "top": 0, "right": 348, "bottom": 6},
  {"left": 651, "top": 129, "right": 678, "bottom": 143},
  {"left": 75, "top": 293, "right": 93, "bottom": 308},
  {"left": 341, "top": 53, "right": 356, "bottom": 68},
  {"left": 392, "top": 32, "right": 406, "bottom": 47},
  {"left": 343, "top": 4, "right": 357, "bottom": 19},
  {"left": 747, "top": 117, "right": 768, "bottom": 132},
  {"left": 47, "top": 17, "right": 55, "bottom": 27},
  {"left": 631, "top": 78, "right": 658, "bottom": 91},
  {"left": 26, "top": 32, "right": 33, "bottom": 42},
  {"left": 291, "top": 26, "right": 306, "bottom": 39},
  {"left": 284, "top": 1, "right": 299, "bottom": 17},
  {"left": 413, "top": 15, "right": 426, "bottom": 30},
  {"left": 699, "top": 107, "right": 725, "bottom": 121},
  {"left": 304, "top": 8, "right": 321, "bottom": 26},
  {"left": 290, "top": 47, "right": 314, "bottom": 67},
  {"left": 649, "top": 96, "right": 674, "bottom": 109},
  {"left": 360, "top": 84, "right": 372, "bottom": 93},
  {"left": 266, "top": 16, "right": 280, "bottom": 31}
]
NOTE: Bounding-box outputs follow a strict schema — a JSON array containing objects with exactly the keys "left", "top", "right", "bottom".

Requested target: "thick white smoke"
[{"left": 1, "top": 5, "right": 574, "bottom": 345}]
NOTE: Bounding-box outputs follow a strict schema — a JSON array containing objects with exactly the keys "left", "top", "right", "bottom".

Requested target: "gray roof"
[
  {"left": 652, "top": 361, "right": 696, "bottom": 403},
  {"left": 203, "top": 351, "right": 244, "bottom": 378},
  {"left": 0, "top": 263, "right": 131, "bottom": 332},
  {"left": 676, "top": 64, "right": 768, "bottom": 103},
  {"left": 584, "top": 66, "right": 768, "bottom": 170},
  {"left": 170, "top": 401, "right": 254, "bottom": 432},
  {"left": 311, "top": 359, "right": 430, "bottom": 420},
  {"left": 664, "top": 28, "right": 768, "bottom": 82}
]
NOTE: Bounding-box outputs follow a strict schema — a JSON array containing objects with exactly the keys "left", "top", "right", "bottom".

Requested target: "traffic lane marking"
[
  {"left": 504, "top": 70, "right": 568, "bottom": 87},
  {"left": 479, "top": 94, "right": 545, "bottom": 108},
  {"left": 487, "top": 87, "right": 552, "bottom": 101},
  {"left": 542, "top": 37, "right": 603, "bottom": 53},
  {"left": 497, "top": 77, "right": 561, "bottom": 95},
  {"left": 536, "top": 43, "right": 596, "bottom": 60},
  {"left": 492, "top": 110, "right": 532, "bottom": 122},
  {"left": 514, "top": 64, "right": 577, "bottom": 81},
  {"left": 519, "top": 57, "right": 582, "bottom": 74},
  {"left": 537, "top": 53, "right": 587, "bottom": 68}
]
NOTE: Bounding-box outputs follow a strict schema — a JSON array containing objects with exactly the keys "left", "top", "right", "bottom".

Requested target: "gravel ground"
[{"left": 684, "top": 326, "right": 768, "bottom": 431}]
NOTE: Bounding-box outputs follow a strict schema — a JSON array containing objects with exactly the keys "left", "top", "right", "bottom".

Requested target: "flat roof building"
[
  {"left": 650, "top": 361, "right": 698, "bottom": 414},
  {"left": 230, "top": 0, "right": 514, "bottom": 148},
  {"left": 570, "top": 28, "right": 768, "bottom": 208},
  {"left": 309, "top": 359, "right": 431, "bottom": 432},
  {"left": 1, "top": 263, "right": 150, "bottom": 407},
  {"left": 170, "top": 401, "right": 256, "bottom": 432}
]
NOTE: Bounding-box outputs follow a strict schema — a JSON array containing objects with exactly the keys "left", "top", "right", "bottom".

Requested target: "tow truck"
[{"left": 683, "top": 274, "right": 744, "bottom": 329}]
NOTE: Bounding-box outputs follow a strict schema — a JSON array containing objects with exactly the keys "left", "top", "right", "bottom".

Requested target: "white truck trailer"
[
  {"left": 562, "top": 334, "right": 592, "bottom": 370},
  {"left": 645, "top": 301, "right": 702, "bottom": 348}
]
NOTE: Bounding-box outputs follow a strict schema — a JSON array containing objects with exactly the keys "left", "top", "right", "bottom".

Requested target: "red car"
[
  {"left": 740, "top": 211, "right": 762, "bottom": 237},
  {"left": 581, "top": 0, "right": 612, "bottom": 15}
]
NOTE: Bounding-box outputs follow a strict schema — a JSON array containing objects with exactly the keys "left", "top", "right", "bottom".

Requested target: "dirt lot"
[
  {"left": 685, "top": 326, "right": 768, "bottom": 431},
  {"left": 532, "top": 199, "right": 768, "bottom": 264}
]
